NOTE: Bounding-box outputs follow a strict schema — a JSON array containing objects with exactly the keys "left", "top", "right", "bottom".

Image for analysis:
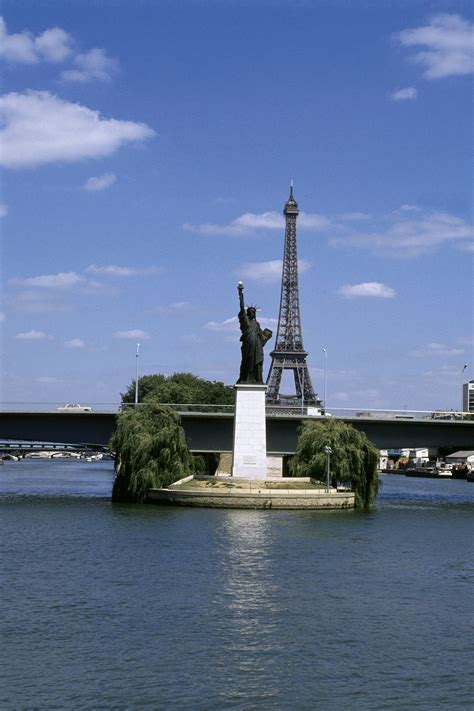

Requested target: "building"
[
  {"left": 463, "top": 380, "right": 474, "bottom": 413},
  {"left": 380, "top": 448, "right": 431, "bottom": 470},
  {"left": 445, "top": 450, "right": 474, "bottom": 467}
]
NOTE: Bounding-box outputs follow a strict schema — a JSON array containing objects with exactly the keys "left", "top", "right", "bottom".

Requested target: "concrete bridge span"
[{"left": 0, "top": 410, "right": 473, "bottom": 453}]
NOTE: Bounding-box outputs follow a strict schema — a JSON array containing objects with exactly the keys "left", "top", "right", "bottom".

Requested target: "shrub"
[
  {"left": 111, "top": 401, "right": 195, "bottom": 503},
  {"left": 290, "top": 418, "right": 379, "bottom": 507}
]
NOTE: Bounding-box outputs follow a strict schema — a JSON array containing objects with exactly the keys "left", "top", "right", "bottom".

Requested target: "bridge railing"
[
  {"left": 0, "top": 402, "right": 122, "bottom": 413},
  {"left": 119, "top": 403, "right": 236, "bottom": 414},
  {"left": 159, "top": 404, "right": 472, "bottom": 421},
  {"left": 298, "top": 407, "right": 473, "bottom": 422},
  {"left": 0, "top": 402, "right": 472, "bottom": 421}
]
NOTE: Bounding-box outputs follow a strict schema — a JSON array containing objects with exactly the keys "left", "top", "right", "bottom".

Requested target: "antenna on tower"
[{"left": 290, "top": 179, "right": 294, "bottom": 198}]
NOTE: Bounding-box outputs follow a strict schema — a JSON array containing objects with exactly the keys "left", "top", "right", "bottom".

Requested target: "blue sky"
[{"left": 1, "top": 0, "right": 473, "bottom": 411}]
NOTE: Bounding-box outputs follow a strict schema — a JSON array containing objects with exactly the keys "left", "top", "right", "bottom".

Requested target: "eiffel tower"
[{"left": 266, "top": 183, "right": 322, "bottom": 408}]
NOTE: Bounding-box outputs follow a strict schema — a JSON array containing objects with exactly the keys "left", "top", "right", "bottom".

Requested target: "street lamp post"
[
  {"left": 301, "top": 368, "right": 305, "bottom": 415},
  {"left": 461, "top": 364, "right": 467, "bottom": 419},
  {"left": 135, "top": 343, "right": 140, "bottom": 406},
  {"left": 324, "top": 445, "right": 332, "bottom": 492},
  {"left": 322, "top": 347, "right": 327, "bottom": 413}
]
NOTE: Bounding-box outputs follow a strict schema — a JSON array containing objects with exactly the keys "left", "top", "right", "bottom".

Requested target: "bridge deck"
[{"left": 0, "top": 411, "right": 473, "bottom": 452}]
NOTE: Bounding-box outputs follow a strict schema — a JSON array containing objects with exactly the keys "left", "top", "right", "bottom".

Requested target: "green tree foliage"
[
  {"left": 121, "top": 372, "right": 234, "bottom": 407},
  {"left": 290, "top": 419, "right": 379, "bottom": 508},
  {"left": 110, "top": 401, "right": 196, "bottom": 503}
]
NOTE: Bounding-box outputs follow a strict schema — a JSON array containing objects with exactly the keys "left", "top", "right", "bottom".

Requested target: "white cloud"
[
  {"left": 331, "top": 211, "right": 474, "bottom": 257},
  {"left": 338, "top": 212, "right": 371, "bottom": 221},
  {"left": 204, "top": 315, "right": 277, "bottom": 331},
  {"left": 0, "top": 17, "right": 73, "bottom": 63},
  {"left": 85, "top": 264, "right": 160, "bottom": 277},
  {"left": 0, "top": 312, "right": 5, "bottom": 322},
  {"left": 0, "top": 91, "right": 155, "bottom": 169},
  {"left": 184, "top": 211, "right": 283, "bottom": 236},
  {"left": 184, "top": 211, "right": 329, "bottom": 236},
  {"left": 204, "top": 316, "right": 239, "bottom": 332},
  {"left": 154, "top": 301, "right": 196, "bottom": 313},
  {"left": 0, "top": 17, "right": 37, "bottom": 63},
  {"left": 411, "top": 342, "right": 465, "bottom": 357},
  {"left": 258, "top": 317, "right": 278, "bottom": 330},
  {"left": 299, "top": 213, "right": 331, "bottom": 230},
  {"left": 237, "top": 211, "right": 284, "bottom": 229},
  {"left": 113, "top": 329, "right": 150, "bottom": 340},
  {"left": 7, "top": 266, "right": 140, "bottom": 309},
  {"left": 397, "top": 204, "right": 422, "bottom": 212},
  {"left": 398, "top": 14, "right": 474, "bottom": 79},
  {"left": 60, "top": 47, "right": 118, "bottom": 83},
  {"left": 64, "top": 338, "right": 85, "bottom": 348},
  {"left": 15, "top": 330, "right": 52, "bottom": 340},
  {"left": 9, "top": 291, "right": 71, "bottom": 312},
  {"left": 0, "top": 18, "right": 120, "bottom": 84},
  {"left": 422, "top": 364, "right": 464, "bottom": 382},
  {"left": 338, "top": 282, "right": 396, "bottom": 299},
  {"left": 238, "top": 260, "right": 282, "bottom": 283},
  {"left": 167, "top": 301, "right": 194, "bottom": 311},
  {"left": 236, "top": 259, "right": 311, "bottom": 284},
  {"left": 83, "top": 173, "right": 117, "bottom": 191},
  {"left": 35, "top": 27, "right": 73, "bottom": 62},
  {"left": 9, "top": 271, "right": 85, "bottom": 289},
  {"left": 36, "top": 376, "right": 62, "bottom": 383},
  {"left": 389, "top": 87, "right": 418, "bottom": 101},
  {"left": 0, "top": 203, "right": 8, "bottom": 217}
]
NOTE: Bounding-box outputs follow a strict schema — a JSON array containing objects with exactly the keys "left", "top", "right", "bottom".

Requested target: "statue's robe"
[{"left": 237, "top": 309, "right": 265, "bottom": 384}]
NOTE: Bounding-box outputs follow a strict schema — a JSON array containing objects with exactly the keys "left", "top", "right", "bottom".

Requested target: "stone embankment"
[{"left": 148, "top": 475, "right": 355, "bottom": 509}]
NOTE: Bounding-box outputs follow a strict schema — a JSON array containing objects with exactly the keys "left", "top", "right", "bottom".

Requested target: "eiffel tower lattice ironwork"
[{"left": 266, "top": 184, "right": 322, "bottom": 408}]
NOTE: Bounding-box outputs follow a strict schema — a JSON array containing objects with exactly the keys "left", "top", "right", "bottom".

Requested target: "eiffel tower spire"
[{"left": 266, "top": 183, "right": 322, "bottom": 408}]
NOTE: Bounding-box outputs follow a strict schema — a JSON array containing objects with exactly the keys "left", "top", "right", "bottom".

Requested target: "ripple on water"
[{"left": 1, "top": 464, "right": 473, "bottom": 709}]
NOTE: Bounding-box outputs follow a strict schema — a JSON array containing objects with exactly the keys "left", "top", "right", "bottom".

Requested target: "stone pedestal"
[{"left": 232, "top": 384, "right": 268, "bottom": 479}]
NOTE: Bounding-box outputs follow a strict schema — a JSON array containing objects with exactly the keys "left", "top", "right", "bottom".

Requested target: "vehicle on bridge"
[{"left": 57, "top": 403, "right": 92, "bottom": 413}]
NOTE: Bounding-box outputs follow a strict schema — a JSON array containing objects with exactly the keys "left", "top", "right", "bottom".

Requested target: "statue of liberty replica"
[
  {"left": 236, "top": 281, "right": 272, "bottom": 384},
  {"left": 232, "top": 281, "right": 273, "bottom": 478}
]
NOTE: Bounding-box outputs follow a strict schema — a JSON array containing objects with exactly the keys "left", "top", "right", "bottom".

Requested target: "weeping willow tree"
[
  {"left": 290, "top": 419, "right": 379, "bottom": 508},
  {"left": 110, "top": 401, "right": 196, "bottom": 503}
]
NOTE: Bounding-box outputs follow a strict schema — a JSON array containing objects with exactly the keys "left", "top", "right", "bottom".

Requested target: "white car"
[{"left": 57, "top": 403, "right": 92, "bottom": 412}]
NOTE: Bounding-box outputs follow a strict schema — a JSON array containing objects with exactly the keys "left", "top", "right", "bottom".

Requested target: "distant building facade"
[
  {"left": 380, "top": 447, "right": 431, "bottom": 470},
  {"left": 445, "top": 451, "right": 474, "bottom": 466},
  {"left": 463, "top": 380, "right": 474, "bottom": 412}
]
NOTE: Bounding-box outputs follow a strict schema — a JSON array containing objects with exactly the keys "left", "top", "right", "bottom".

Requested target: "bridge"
[
  {"left": 0, "top": 441, "right": 107, "bottom": 455},
  {"left": 0, "top": 408, "right": 473, "bottom": 453}
]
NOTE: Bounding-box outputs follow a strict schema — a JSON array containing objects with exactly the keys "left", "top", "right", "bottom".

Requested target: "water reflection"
[
  {"left": 219, "top": 511, "right": 280, "bottom": 599},
  {"left": 211, "top": 511, "right": 285, "bottom": 702}
]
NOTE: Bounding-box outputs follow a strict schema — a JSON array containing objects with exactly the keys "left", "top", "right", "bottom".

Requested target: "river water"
[{"left": 1, "top": 459, "right": 473, "bottom": 710}]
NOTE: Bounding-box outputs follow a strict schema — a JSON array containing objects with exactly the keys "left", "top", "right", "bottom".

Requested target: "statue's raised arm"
[{"left": 237, "top": 281, "right": 245, "bottom": 313}]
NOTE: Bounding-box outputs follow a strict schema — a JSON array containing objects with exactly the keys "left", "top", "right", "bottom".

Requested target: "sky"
[{"left": 1, "top": 0, "right": 473, "bottom": 412}]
